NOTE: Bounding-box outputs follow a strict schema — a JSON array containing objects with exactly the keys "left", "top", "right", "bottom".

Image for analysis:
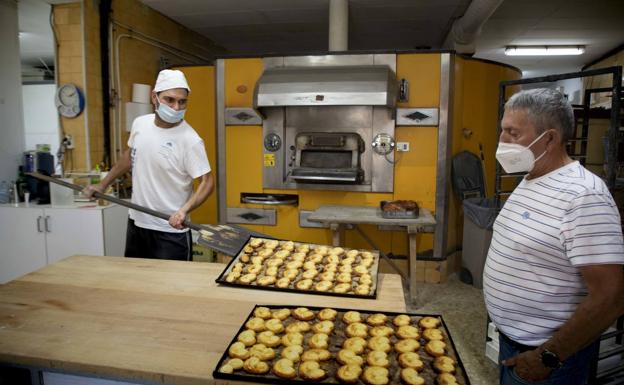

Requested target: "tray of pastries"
[
  {"left": 215, "top": 238, "right": 381, "bottom": 299},
  {"left": 213, "top": 305, "right": 470, "bottom": 385}
]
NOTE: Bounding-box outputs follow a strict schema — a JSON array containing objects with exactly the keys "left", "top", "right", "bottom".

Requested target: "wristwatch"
[{"left": 540, "top": 349, "right": 562, "bottom": 369}]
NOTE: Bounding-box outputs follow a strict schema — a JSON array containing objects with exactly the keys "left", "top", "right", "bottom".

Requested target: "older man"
[
  {"left": 483, "top": 88, "right": 624, "bottom": 384},
  {"left": 84, "top": 69, "right": 214, "bottom": 260}
]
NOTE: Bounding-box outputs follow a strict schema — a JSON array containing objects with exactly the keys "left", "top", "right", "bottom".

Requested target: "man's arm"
[
  {"left": 504, "top": 264, "right": 624, "bottom": 381},
  {"left": 169, "top": 172, "right": 214, "bottom": 229},
  {"left": 82, "top": 149, "right": 132, "bottom": 198}
]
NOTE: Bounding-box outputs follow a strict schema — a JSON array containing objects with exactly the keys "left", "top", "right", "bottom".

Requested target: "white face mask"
[
  {"left": 156, "top": 97, "right": 186, "bottom": 124},
  {"left": 495, "top": 130, "right": 549, "bottom": 174}
]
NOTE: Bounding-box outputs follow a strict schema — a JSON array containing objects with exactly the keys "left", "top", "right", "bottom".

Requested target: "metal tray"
[
  {"left": 213, "top": 304, "right": 471, "bottom": 385},
  {"left": 380, "top": 201, "right": 419, "bottom": 219},
  {"left": 215, "top": 238, "right": 380, "bottom": 300}
]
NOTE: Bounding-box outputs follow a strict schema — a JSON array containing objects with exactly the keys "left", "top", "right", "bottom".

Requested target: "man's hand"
[
  {"left": 82, "top": 184, "right": 104, "bottom": 200},
  {"left": 169, "top": 209, "right": 188, "bottom": 229},
  {"left": 503, "top": 349, "right": 552, "bottom": 382}
]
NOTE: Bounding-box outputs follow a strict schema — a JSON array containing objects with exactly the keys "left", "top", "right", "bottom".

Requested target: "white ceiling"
[{"left": 18, "top": 0, "right": 55, "bottom": 70}]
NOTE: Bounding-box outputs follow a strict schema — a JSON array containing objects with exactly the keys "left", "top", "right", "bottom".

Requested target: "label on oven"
[{"left": 263, "top": 153, "right": 275, "bottom": 167}]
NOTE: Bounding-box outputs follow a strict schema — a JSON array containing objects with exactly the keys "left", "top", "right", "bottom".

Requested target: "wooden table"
[
  {"left": 0, "top": 255, "right": 405, "bottom": 385},
  {"left": 307, "top": 205, "right": 437, "bottom": 305}
]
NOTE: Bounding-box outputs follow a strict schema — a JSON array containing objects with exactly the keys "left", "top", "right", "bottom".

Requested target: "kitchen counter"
[{"left": 0, "top": 255, "right": 405, "bottom": 385}]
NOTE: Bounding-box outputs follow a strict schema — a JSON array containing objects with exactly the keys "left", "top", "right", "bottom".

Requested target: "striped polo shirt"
[{"left": 483, "top": 161, "right": 624, "bottom": 346}]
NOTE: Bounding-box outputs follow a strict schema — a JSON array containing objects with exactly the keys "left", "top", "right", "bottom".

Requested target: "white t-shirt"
[
  {"left": 127, "top": 114, "right": 211, "bottom": 233},
  {"left": 483, "top": 161, "right": 624, "bottom": 346}
]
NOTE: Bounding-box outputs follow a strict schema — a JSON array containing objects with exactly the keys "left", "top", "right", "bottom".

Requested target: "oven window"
[{"left": 300, "top": 150, "right": 352, "bottom": 169}]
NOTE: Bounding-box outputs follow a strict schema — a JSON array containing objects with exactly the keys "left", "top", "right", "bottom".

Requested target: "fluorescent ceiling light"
[{"left": 505, "top": 46, "right": 585, "bottom": 56}]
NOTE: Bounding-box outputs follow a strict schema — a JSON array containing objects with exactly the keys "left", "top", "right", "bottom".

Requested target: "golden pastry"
[
  {"left": 245, "top": 265, "right": 262, "bottom": 275},
  {"left": 398, "top": 352, "right": 424, "bottom": 370},
  {"left": 218, "top": 363, "right": 233, "bottom": 374},
  {"left": 301, "top": 349, "right": 331, "bottom": 362},
  {"left": 393, "top": 314, "right": 412, "bottom": 327},
  {"left": 299, "top": 360, "right": 326, "bottom": 381},
  {"left": 394, "top": 339, "right": 420, "bottom": 354},
  {"left": 250, "top": 256, "right": 264, "bottom": 266},
  {"left": 265, "top": 318, "right": 284, "bottom": 333},
  {"left": 366, "top": 350, "right": 390, "bottom": 367},
  {"left": 354, "top": 265, "right": 369, "bottom": 275},
  {"left": 291, "top": 252, "right": 306, "bottom": 261},
  {"left": 343, "top": 337, "right": 367, "bottom": 354},
  {"left": 419, "top": 316, "right": 441, "bottom": 329},
  {"left": 370, "top": 326, "right": 394, "bottom": 338},
  {"left": 257, "top": 249, "right": 273, "bottom": 258},
  {"left": 329, "top": 247, "right": 344, "bottom": 255},
  {"left": 324, "top": 263, "right": 338, "bottom": 272},
  {"left": 228, "top": 341, "right": 250, "bottom": 359},
  {"left": 342, "top": 310, "right": 362, "bottom": 324},
  {"left": 271, "top": 309, "right": 290, "bottom": 321},
  {"left": 339, "top": 265, "right": 353, "bottom": 274},
  {"left": 346, "top": 322, "right": 368, "bottom": 338},
  {"left": 355, "top": 284, "right": 371, "bottom": 296},
  {"left": 319, "top": 271, "right": 336, "bottom": 282},
  {"left": 225, "top": 271, "right": 240, "bottom": 283},
  {"left": 249, "top": 238, "right": 263, "bottom": 248},
  {"left": 264, "top": 239, "right": 279, "bottom": 249},
  {"left": 336, "top": 349, "right": 364, "bottom": 366},
  {"left": 367, "top": 336, "right": 391, "bottom": 353},
  {"left": 334, "top": 282, "right": 352, "bottom": 294},
  {"left": 425, "top": 340, "right": 446, "bottom": 357},
  {"left": 317, "top": 308, "right": 338, "bottom": 321},
  {"left": 274, "top": 249, "right": 290, "bottom": 259},
  {"left": 308, "top": 333, "right": 330, "bottom": 349},
  {"left": 265, "top": 266, "right": 278, "bottom": 277},
  {"left": 282, "top": 269, "right": 299, "bottom": 280},
  {"left": 295, "top": 244, "right": 310, "bottom": 253},
  {"left": 281, "top": 345, "right": 303, "bottom": 362},
  {"left": 296, "top": 279, "right": 314, "bottom": 290},
  {"left": 276, "top": 277, "right": 291, "bottom": 288},
  {"left": 315, "top": 245, "right": 329, "bottom": 255},
  {"left": 286, "top": 321, "right": 311, "bottom": 333},
  {"left": 257, "top": 330, "right": 281, "bottom": 347},
  {"left": 325, "top": 254, "right": 340, "bottom": 264},
  {"left": 340, "top": 257, "right": 355, "bottom": 266},
  {"left": 286, "top": 261, "right": 303, "bottom": 270},
  {"left": 433, "top": 356, "right": 456, "bottom": 373},
  {"left": 397, "top": 325, "right": 420, "bottom": 339},
  {"left": 423, "top": 328, "right": 444, "bottom": 341},
  {"left": 314, "top": 280, "right": 333, "bottom": 292},
  {"left": 281, "top": 332, "right": 304, "bottom": 346},
  {"left": 361, "top": 251, "right": 374, "bottom": 259},
  {"left": 257, "top": 276, "right": 276, "bottom": 286},
  {"left": 359, "top": 273, "right": 373, "bottom": 285},
  {"left": 249, "top": 343, "right": 275, "bottom": 361},
  {"left": 265, "top": 258, "right": 283, "bottom": 267},
  {"left": 272, "top": 358, "right": 297, "bottom": 379},
  {"left": 401, "top": 368, "right": 425, "bottom": 385},
  {"left": 302, "top": 269, "right": 318, "bottom": 280},
  {"left": 243, "top": 245, "right": 254, "bottom": 253},
  {"left": 337, "top": 273, "right": 352, "bottom": 283},
  {"left": 245, "top": 317, "right": 266, "bottom": 332},
  {"left": 239, "top": 273, "right": 257, "bottom": 284},
  {"left": 303, "top": 261, "right": 317, "bottom": 270},
  {"left": 307, "top": 253, "right": 323, "bottom": 263},
  {"left": 437, "top": 373, "right": 459, "bottom": 385},
  {"left": 346, "top": 249, "right": 359, "bottom": 258},
  {"left": 312, "top": 320, "right": 335, "bottom": 334},
  {"left": 240, "top": 254, "right": 250, "bottom": 263},
  {"left": 367, "top": 313, "right": 387, "bottom": 326},
  {"left": 232, "top": 262, "right": 244, "bottom": 272},
  {"left": 362, "top": 366, "right": 389, "bottom": 385},
  {"left": 243, "top": 356, "right": 270, "bottom": 374},
  {"left": 237, "top": 329, "right": 256, "bottom": 347},
  {"left": 336, "top": 364, "right": 363, "bottom": 384},
  {"left": 225, "top": 358, "right": 244, "bottom": 370},
  {"left": 360, "top": 258, "right": 374, "bottom": 268},
  {"left": 281, "top": 241, "right": 295, "bottom": 251}
]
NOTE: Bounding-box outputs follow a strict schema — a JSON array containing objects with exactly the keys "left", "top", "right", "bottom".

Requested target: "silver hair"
[{"left": 505, "top": 88, "right": 575, "bottom": 142}]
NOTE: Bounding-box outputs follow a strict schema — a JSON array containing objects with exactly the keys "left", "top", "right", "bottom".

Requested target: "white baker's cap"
[{"left": 153, "top": 69, "right": 191, "bottom": 93}]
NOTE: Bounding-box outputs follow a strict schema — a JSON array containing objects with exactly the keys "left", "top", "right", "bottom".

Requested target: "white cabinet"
[{"left": 0, "top": 203, "right": 128, "bottom": 283}]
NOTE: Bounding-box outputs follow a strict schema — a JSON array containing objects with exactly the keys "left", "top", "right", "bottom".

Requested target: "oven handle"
[
  {"left": 241, "top": 195, "right": 299, "bottom": 206},
  {"left": 291, "top": 175, "right": 358, "bottom": 182}
]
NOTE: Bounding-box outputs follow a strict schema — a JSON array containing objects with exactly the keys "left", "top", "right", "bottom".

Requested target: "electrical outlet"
[
  {"left": 396, "top": 142, "right": 410, "bottom": 152},
  {"left": 65, "top": 134, "right": 74, "bottom": 149}
]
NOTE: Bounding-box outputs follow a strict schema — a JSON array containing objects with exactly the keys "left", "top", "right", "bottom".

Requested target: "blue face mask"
[{"left": 156, "top": 98, "right": 186, "bottom": 124}]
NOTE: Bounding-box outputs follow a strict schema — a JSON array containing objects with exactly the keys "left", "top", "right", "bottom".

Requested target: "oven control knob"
[
  {"left": 371, "top": 133, "right": 395, "bottom": 155},
  {"left": 264, "top": 133, "right": 282, "bottom": 152}
]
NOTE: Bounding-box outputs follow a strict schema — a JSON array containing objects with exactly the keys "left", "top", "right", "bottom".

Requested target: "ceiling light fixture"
[{"left": 504, "top": 45, "right": 585, "bottom": 56}]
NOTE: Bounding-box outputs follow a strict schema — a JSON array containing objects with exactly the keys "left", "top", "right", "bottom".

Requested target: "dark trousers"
[
  {"left": 125, "top": 218, "right": 192, "bottom": 261},
  {"left": 499, "top": 332, "right": 600, "bottom": 385}
]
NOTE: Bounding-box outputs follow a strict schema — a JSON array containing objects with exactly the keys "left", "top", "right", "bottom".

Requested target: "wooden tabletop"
[
  {"left": 307, "top": 205, "right": 436, "bottom": 230},
  {"left": 0, "top": 255, "right": 405, "bottom": 385}
]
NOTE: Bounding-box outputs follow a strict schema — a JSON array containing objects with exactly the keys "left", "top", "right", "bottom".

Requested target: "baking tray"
[
  {"left": 215, "top": 238, "right": 381, "bottom": 300},
  {"left": 213, "top": 304, "right": 471, "bottom": 385},
  {"left": 380, "top": 201, "right": 419, "bottom": 219}
]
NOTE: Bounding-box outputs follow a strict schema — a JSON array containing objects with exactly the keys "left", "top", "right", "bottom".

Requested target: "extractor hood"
[{"left": 254, "top": 65, "right": 398, "bottom": 108}]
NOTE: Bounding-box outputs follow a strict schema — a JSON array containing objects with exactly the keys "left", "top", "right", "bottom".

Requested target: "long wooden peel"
[{"left": 27, "top": 172, "right": 265, "bottom": 256}]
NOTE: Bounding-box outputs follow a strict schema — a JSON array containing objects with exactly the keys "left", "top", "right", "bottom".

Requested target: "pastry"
[
  {"left": 336, "top": 364, "right": 363, "bottom": 384},
  {"left": 257, "top": 330, "right": 281, "bottom": 347},
  {"left": 401, "top": 368, "right": 425, "bottom": 385},
  {"left": 361, "top": 251, "right": 374, "bottom": 259},
  {"left": 315, "top": 245, "right": 329, "bottom": 255},
  {"left": 337, "top": 273, "right": 352, "bottom": 283},
  {"left": 333, "top": 283, "right": 352, "bottom": 293},
  {"left": 293, "top": 307, "right": 316, "bottom": 321},
  {"left": 360, "top": 258, "right": 374, "bottom": 268},
  {"left": 308, "top": 333, "right": 330, "bottom": 349},
  {"left": 355, "top": 284, "right": 371, "bottom": 295},
  {"left": 325, "top": 255, "right": 340, "bottom": 264},
  {"left": 265, "top": 318, "right": 284, "bottom": 333},
  {"left": 354, "top": 265, "right": 369, "bottom": 275},
  {"left": 265, "top": 239, "right": 279, "bottom": 249},
  {"left": 239, "top": 273, "right": 257, "bottom": 284},
  {"left": 246, "top": 264, "right": 262, "bottom": 275},
  {"left": 282, "top": 269, "right": 298, "bottom": 281},
  {"left": 237, "top": 329, "right": 256, "bottom": 347},
  {"left": 366, "top": 350, "right": 390, "bottom": 367},
  {"left": 368, "top": 336, "right": 391, "bottom": 353},
  {"left": 257, "top": 249, "right": 273, "bottom": 258},
  {"left": 265, "top": 258, "right": 283, "bottom": 267},
  {"left": 302, "top": 269, "right": 318, "bottom": 280},
  {"left": 366, "top": 313, "right": 387, "bottom": 326},
  {"left": 362, "top": 366, "right": 389, "bottom": 385},
  {"left": 393, "top": 314, "right": 412, "bottom": 327},
  {"left": 329, "top": 247, "right": 344, "bottom": 255},
  {"left": 301, "top": 348, "right": 331, "bottom": 362},
  {"left": 281, "top": 332, "right": 304, "bottom": 346},
  {"left": 240, "top": 254, "right": 250, "bottom": 263},
  {"left": 317, "top": 308, "right": 337, "bottom": 321},
  {"left": 264, "top": 266, "right": 278, "bottom": 277},
  {"left": 296, "top": 279, "right": 314, "bottom": 290},
  {"left": 425, "top": 340, "right": 446, "bottom": 357},
  {"left": 291, "top": 252, "right": 307, "bottom": 261},
  {"left": 324, "top": 263, "right": 338, "bottom": 272},
  {"left": 419, "top": 316, "right": 441, "bottom": 329},
  {"left": 285, "top": 321, "right": 311, "bottom": 333},
  {"left": 370, "top": 326, "right": 394, "bottom": 338},
  {"left": 245, "top": 317, "right": 266, "bottom": 332},
  {"left": 232, "top": 262, "right": 244, "bottom": 272},
  {"left": 272, "top": 308, "right": 291, "bottom": 320},
  {"left": 336, "top": 349, "right": 364, "bottom": 366},
  {"left": 398, "top": 352, "right": 424, "bottom": 370},
  {"left": 295, "top": 244, "right": 310, "bottom": 253},
  {"left": 346, "top": 249, "right": 359, "bottom": 258},
  {"left": 433, "top": 356, "right": 456, "bottom": 373},
  {"left": 243, "top": 356, "right": 270, "bottom": 374},
  {"left": 249, "top": 344, "right": 275, "bottom": 360},
  {"left": 338, "top": 265, "right": 353, "bottom": 274},
  {"left": 343, "top": 337, "right": 367, "bottom": 354},
  {"left": 281, "top": 241, "right": 295, "bottom": 251},
  {"left": 437, "top": 373, "right": 459, "bottom": 385},
  {"left": 225, "top": 358, "right": 244, "bottom": 370},
  {"left": 423, "top": 328, "right": 444, "bottom": 341},
  {"left": 394, "top": 339, "right": 420, "bottom": 354},
  {"left": 307, "top": 253, "right": 323, "bottom": 263},
  {"left": 340, "top": 257, "right": 355, "bottom": 266},
  {"left": 249, "top": 238, "right": 263, "bottom": 248},
  {"left": 312, "top": 320, "right": 335, "bottom": 334},
  {"left": 319, "top": 271, "right": 336, "bottom": 282},
  {"left": 342, "top": 311, "right": 362, "bottom": 324},
  {"left": 276, "top": 277, "right": 291, "bottom": 288},
  {"left": 346, "top": 322, "right": 368, "bottom": 338},
  {"left": 272, "top": 358, "right": 297, "bottom": 379},
  {"left": 397, "top": 325, "right": 420, "bottom": 339},
  {"left": 303, "top": 261, "right": 317, "bottom": 270},
  {"left": 299, "top": 360, "right": 326, "bottom": 381},
  {"left": 274, "top": 249, "right": 290, "bottom": 259},
  {"left": 314, "top": 280, "right": 333, "bottom": 292},
  {"left": 228, "top": 341, "right": 250, "bottom": 359},
  {"left": 359, "top": 274, "right": 373, "bottom": 285},
  {"left": 225, "top": 271, "right": 240, "bottom": 283},
  {"left": 243, "top": 245, "right": 254, "bottom": 253},
  {"left": 281, "top": 345, "right": 303, "bottom": 362},
  {"left": 256, "top": 276, "right": 276, "bottom": 286},
  {"left": 286, "top": 261, "right": 303, "bottom": 270},
  {"left": 218, "top": 363, "right": 234, "bottom": 374}
]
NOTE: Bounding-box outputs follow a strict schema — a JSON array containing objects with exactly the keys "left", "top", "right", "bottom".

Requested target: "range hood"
[{"left": 254, "top": 65, "right": 398, "bottom": 109}]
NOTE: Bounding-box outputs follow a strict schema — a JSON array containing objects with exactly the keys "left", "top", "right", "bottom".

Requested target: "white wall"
[
  {"left": 22, "top": 83, "right": 60, "bottom": 164},
  {"left": 521, "top": 77, "right": 583, "bottom": 105},
  {"left": 0, "top": 0, "right": 25, "bottom": 183}
]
